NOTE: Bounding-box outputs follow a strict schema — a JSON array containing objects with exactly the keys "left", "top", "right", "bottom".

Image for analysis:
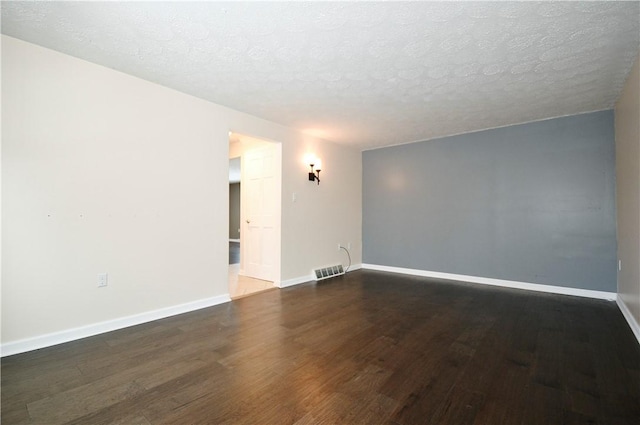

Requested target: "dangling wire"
[{"left": 340, "top": 246, "right": 352, "bottom": 273}]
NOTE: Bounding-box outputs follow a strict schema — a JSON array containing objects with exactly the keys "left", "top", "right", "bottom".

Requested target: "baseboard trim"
[
  {"left": 1, "top": 294, "right": 231, "bottom": 357},
  {"left": 279, "top": 275, "right": 312, "bottom": 288},
  {"left": 279, "top": 264, "right": 362, "bottom": 288},
  {"left": 229, "top": 239, "right": 240, "bottom": 243},
  {"left": 361, "top": 264, "right": 617, "bottom": 301},
  {"left": 346, "top": 263, "right": 362, "bottom": 273},
  {"left": 617, "top": 297, "right": 640, "bottom": 345}
]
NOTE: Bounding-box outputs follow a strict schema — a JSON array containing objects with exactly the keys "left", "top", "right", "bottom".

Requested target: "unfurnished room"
[{"left": 1, "top": 2, "right": 639, "bottom": 424}]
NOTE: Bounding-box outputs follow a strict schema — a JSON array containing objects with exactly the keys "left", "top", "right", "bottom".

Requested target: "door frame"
[{"left": 228, "top": 132, "right": 282, "bottom": 285}]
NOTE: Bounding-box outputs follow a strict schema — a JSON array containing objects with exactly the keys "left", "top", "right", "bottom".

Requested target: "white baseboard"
[
  {"left": 1, "top": 294, "right": 231, "bottom": 357},
  {"left": 617, "top": 297, "right": 640, "bottom": 345},
  {"left": 278, "top": 264, "right": 362, "bottom": 288},
  {"left": 361, "top": 264, "right": 617, "bottom": 301},
  {"left": 279, "top": 275, "right": 312, "bottom": 288},
  {"left": 229, "top": 239, "right": 240, "bottom": 243},
  {"left": 346, "top": 263, "right": 362, "bottom": 273}
]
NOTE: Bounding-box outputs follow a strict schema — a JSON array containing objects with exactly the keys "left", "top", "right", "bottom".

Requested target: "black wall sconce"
[{"left": 308, "top": 157, "right": 322, "bottom": 185}]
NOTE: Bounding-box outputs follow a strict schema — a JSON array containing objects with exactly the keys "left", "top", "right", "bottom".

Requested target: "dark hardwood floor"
[{"left": 2, "top": 270, "right": 639, "bottom": 424}]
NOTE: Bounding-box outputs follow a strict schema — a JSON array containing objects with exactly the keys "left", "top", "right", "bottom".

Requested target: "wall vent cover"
[{"left": 313, "top": 264, "right": 345, "bottom": 281}]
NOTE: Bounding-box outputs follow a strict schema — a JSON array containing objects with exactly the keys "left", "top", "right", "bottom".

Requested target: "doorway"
[{"left": 228, "top": 133, "right": 281, "bottom": 299}]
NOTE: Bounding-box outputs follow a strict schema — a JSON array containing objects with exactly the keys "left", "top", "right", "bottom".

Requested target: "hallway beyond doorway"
[
  {"left": 229, "top": 241, "right": 239, "bottom": 264},
  {"left": 228, "top": 264, "right": 276, "bottom": 299}
]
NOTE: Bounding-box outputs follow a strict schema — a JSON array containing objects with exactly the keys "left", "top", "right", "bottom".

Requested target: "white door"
[{"left": 242, "top": 144, "right": 279, "bottom": 281}]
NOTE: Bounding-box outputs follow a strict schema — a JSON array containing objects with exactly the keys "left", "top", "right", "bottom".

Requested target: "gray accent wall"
[
  {"left": 229, "top": 183, "right": 240, "bottom": 240},
  {"left": 363, "top": 110, "right": 617, "bottom": 292}
]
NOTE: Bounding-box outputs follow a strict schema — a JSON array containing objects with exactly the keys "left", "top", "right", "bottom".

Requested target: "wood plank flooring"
[{"left": 2, "top": 270, "right": 639, "bottom": 424}]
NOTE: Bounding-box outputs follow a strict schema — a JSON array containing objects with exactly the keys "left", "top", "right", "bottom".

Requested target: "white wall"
[
  {"left": 281, "top": 136, "right": 362, "bottom": 279},
  {"left": 615, "top": 52, "right": 640, "bottom": 341},
  {"left": 1, "top": 35, "right": 362, "bottom": 353}
]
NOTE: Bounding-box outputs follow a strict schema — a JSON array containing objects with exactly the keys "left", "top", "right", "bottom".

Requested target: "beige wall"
[
  {"left": 615, "top": 52, "right": 640, "bottom": 338},
  {"left": 1, "top": 36, "right": 362, "bottom": 349}
]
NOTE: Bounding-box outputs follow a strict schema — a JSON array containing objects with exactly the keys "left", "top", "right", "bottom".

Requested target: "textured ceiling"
[{"left": 2, "top": 1, "right": 639, "bottom": 150}]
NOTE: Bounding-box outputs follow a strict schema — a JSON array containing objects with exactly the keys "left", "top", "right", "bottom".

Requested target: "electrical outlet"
[
  {"left": 338, "top": 243, "right": 342, "bottom": 251},
  {"left": 347, "top": 242, "right": 352, "bottom": 250},
  {"left": 98, "top": 273, "right": 108, "bottom": 288},
  {"left": 618, "top": 260, "right": 622, "bottom": 271}
]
